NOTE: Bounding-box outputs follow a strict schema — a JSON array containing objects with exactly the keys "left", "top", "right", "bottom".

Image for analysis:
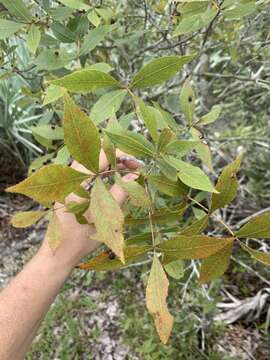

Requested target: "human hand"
[{"left": 39, "top": 149, "right": 142, "bottom": 271}]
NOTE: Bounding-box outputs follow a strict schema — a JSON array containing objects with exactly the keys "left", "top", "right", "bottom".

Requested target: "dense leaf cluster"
[{"left": 2, "top": 0, "right": 270, "bottom": 343}]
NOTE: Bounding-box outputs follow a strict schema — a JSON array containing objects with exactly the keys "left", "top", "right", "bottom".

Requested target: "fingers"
[
  {"left": 71, "top": 150, "right": 142, "bottom": 174},
  {"left": 109, "top": 172, "right": 139, "bottom": 205}
]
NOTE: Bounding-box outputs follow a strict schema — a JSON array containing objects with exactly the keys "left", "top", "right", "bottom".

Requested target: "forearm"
[{"left": 0, "top": 249, "right": 72, "bottom": 360}]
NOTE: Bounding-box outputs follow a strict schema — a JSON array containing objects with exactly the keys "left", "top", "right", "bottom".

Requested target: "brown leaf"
[{"left": 79, "top": 244, "right": 152, "bottom": 271}]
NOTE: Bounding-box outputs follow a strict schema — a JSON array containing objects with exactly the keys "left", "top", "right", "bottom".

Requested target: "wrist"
[{"left": 37, "top": 243, "right": 75, "bottom": 277}]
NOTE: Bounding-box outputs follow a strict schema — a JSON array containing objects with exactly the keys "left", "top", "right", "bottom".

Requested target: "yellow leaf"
[
  {"left": 11, "top": 211, "right": 47, "bottom": 228},
  {"left": 45, "top": 212, "right": 62, "bottom": 251},
  {"left": 146, "top": 255, "right": 174, "bottom": 344},
  {"left": 6, "top": 165, "right": 89, "bottom": 206},
  {"left": 241, "top": 243, "right": 270, "bottom": 267}
]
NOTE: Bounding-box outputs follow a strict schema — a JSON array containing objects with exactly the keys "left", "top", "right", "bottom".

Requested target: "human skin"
[{"left": 0, "top": 149, "right": 140, "bottom": 360}]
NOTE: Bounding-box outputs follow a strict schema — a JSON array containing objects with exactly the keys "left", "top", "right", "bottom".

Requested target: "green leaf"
[
  {"left": 115, "top": 173, "right": 150, "bottom": 208},
  {"left": 87, "top": 9, "right": 101, "bottom": 27},
  {"left": 54, "top": 146, "right": 70, "bottom": 165},
  {"left": 173, "top": 8, "right": 217, "bottom": 36},
  {"left": 64, "top": 94, "right": 101, "bottom": 173},
  {"left": 80, "top": 25, "right": 113, "bottom": 56},
  {"left": 11, "top": 210, "right": 48, "bottom": 228},
  {"left": 26, "top": 25, "right": 41, "bottom": 54},
  {"left": 146, "top": 255, "right": 174, "bottom": 344},
  {"left": 164, "top": 156, "right": 217, "bottom": 193},
  {"left": 125, "top": 203, "right": 186, "bottom": 228},
  {"left": 6, "top": 165, "right": 89, "bottom": 205},
  {"left": 28, "top": 153, "right": 54, "bottom": 175},
  {"left": 148, "top": 174, "right": 188, "bottom": 197},
  {"left": 210, "top": 155, "right": 242, "bottom": 213},
  {"left": 90, "top": 177, "right": 125, "bottom": 263},
  {"left": 157, "top": 158, "right": 178, "bottom": 182},
  {"left": 31, "top": 124, "right": 64, "bottom": 140},
  {"left": 199, "top": 105, "right": 222, "bottom": 125},
  {"left": 0, "top": 19, "right": 24, "bottom": 39},
  {"left": 157, "top": 128, "right": 175, "bottom": 154},
  {"left": 35, "top": 49, "right": 73, "bottom": 71},
  {"left": 180, "top": 79, "right": 195, "bottom": 125},
  {"left": 190, "top": 127, "right": 213, "bottom": 171},
  {"left": 87, "top": 62, "right": 114, "bottom": 73},
  {"left": 51, "top": 69, "right": 122, "bottom": 93},
  {"left": 0, "top": 0, "right": 32, "bottom": 22},
  {"left": 180, "top": 215, "right": 209, "bottom": 236},
  {"left": 224, "top": 2, "right": 256, "bottom": 20},
  {"left": 158, "top": 235, "right": 234, "bottom": 262},
  {"left": 164, "top": 260, "right": 184, "bottom": 280},
  {"left": 164, "top": 140, "right": 199, "bottom": 157},
  {"left": 125, "top": 232, "right": 153, "bottom": 246},
  {"left": 136, "top": 99, "right": 168, "bottom": 142},
  {"left": 199, "top": 242, "right": 233, "bottom": 284},
  {"left": 105, "top": 129, "right": 155, "bottom": 158},
  {"left": 79, "top": 244, "right": 152, "bottom": 271},
  {"left": 90, "top": 89, "right": 127, "bottom": 125},
  {"left": 130, "top": 55, "right": 195, "bottom": 89},
  {"left": 236, "top": 212, "right": 270, "bottom": 239},
  {"left": 66, "top": 200, "right": 90, "bottom": 216},
  {"left": 45, "top": 212, "right": 62, "bottom": 251},
  {"left": 241, "top": 243, "right": 270, "bottom": 267},
  {"left": 58, "top": 0, "right": 89, "bottom": 10},
  {"left": 51, "top": 21, "right": 76, "bottom": 43},
  {"left": 43, "top": 84, "right": 66, "bottom": 106}
]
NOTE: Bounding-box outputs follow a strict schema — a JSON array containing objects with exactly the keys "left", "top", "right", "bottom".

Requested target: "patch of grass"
[{"left": 26, "top": 265, "right": 232, "bottom": 360}]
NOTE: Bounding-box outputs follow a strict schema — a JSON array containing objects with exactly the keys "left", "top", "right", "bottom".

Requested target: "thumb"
[{"left": 109, "top": 173, "right": 138, "bottom": 205}]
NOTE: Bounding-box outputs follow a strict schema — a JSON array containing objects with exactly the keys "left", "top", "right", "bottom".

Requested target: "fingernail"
[
  {"left": 118, "top": 156, "right": 145, "bottom": 166},
  {"left": 118, "top": 155, "right": 136, "bottom": 162}
]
